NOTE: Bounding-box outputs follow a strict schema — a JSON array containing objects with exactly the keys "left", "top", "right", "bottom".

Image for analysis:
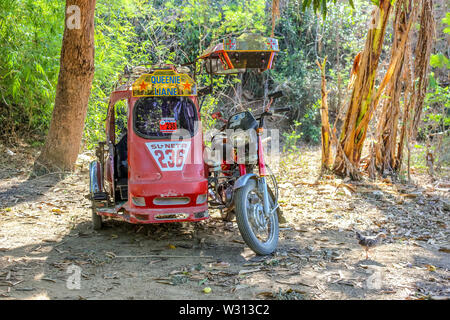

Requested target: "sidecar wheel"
[
  {"left": 234, "top": 179, "right": 278, "bottom": 255},
  {"left": 91, "top": 200, "right": 103, "bottom": 230}
]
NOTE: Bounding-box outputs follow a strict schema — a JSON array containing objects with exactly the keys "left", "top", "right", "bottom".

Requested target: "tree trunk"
[
  {"left": 411, "top": 0, "right": 435, "bottom": 140},
  {"left": 333, "top": 0, "right": 393, "bottom": 179},
  {"left": 396, "top": 36, "right": 415, "bottom": 174},
  {"left": 34, "top": 0, "right": 96, "bottom": 174},
  {"left": 371, "top": 0, "right": 434, "bottom": 178},
  {"left": 316, "top": 58, "right": 332, "bottom": 171},
  {"left": 373, "top": 0, "right": 418, "bottom": 175}
]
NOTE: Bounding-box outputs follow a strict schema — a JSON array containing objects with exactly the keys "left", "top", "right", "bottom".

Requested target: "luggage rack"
[{"left": 184, "top": 33, "right": 279, "bottom": 75}]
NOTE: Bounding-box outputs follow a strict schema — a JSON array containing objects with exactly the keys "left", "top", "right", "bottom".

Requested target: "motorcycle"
[{"left": 205, "top": 90, "right": 289, "bottom": 255}]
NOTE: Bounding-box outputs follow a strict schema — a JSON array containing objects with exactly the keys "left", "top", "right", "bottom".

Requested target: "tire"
[
  {"left": 91, "top": 200, "right": 103, "bottom": 230},
  {"left": 234, "top": 179, "right": 279, "bottom": 255}
]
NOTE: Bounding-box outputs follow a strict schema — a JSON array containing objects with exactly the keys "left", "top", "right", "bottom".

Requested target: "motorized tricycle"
[{"left": 89, "top": 34, "right": 287, "bottom": 255}]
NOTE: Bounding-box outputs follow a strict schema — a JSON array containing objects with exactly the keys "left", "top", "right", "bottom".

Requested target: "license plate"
[{"left": 159, "top": 118, "right": 177, "bottom": 132}]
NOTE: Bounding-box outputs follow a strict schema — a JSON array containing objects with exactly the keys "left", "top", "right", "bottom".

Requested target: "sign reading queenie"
[{"left": 132, "top": 70, "right": 197, "bottom": 97}]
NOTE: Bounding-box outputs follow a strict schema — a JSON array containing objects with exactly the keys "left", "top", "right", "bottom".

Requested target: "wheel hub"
[{"left": 248, "top": 194, "right": 267, "bottom": 232}]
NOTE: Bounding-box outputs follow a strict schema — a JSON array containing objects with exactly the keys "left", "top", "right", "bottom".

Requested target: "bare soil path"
[{"left": 0, "top": 144, "right": 448, "bottom": 300}]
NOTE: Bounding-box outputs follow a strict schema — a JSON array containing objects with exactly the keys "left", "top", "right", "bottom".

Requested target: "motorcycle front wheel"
[{"left": 234, "top": 179, "right": 279, "bottom": 255}]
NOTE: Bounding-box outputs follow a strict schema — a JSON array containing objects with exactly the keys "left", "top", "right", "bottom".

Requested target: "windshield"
[{"left": 133, "top": 97, "right": 197, "bottom": 139}]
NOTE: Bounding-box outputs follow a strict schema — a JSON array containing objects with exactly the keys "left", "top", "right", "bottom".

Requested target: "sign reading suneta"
[{"left": 132, "top": 70, "right": 197, "bottom": 97}]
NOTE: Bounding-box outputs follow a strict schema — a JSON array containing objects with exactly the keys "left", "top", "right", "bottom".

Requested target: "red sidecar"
[{"left": 89, "top": 65, "right": 209, "bottom": 228}]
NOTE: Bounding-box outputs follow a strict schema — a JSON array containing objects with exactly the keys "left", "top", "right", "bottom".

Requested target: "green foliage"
[
  {"left": 299, "top": 100, "right": 321, "bottom": 143},
  {"left": 282, "top": 120, "right": 303, "bottom": 152},
  {"left": 421, "top": 13, "right": 450, "bottom": 143},
  {"left": 430, "top": 14, "right": 450, "bottom": 71},
  {"left": 421, "top": 74, "right": 449, "bottom": 136},
  {"left": 301, "top": 0, "right": 356, "bottom": 18},
  {"left": 430, "top": 54, "right": 450, "bottom": 69},
  {"left": 0, "top": 0, "right": 64, "bottom": 137},
  {"left": 443, "top": 12, "right": 450, "bottom": 34},
  {"left": 271, "top": 0, "right": 368, "bottom": 144},
  {"left": 0, "top": 0, "right": 371, "bottom": 150}
]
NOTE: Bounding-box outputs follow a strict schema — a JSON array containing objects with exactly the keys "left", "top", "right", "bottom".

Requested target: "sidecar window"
[{"left": 133, "top": 97, "right": 197, "bottom": 139}]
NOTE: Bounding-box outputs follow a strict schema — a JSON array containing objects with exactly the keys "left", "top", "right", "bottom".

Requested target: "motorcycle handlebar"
[
  {"left": 268, "top": 90, "right": 283, "bottom": 100},
  {"left": 273, "top": 106, "right": 291, "bottom": 113}
]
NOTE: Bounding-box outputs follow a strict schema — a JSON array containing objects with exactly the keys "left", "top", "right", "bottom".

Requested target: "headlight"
[
  {"left": 196, "top": 194, "right": 208, "bottom": 204},
  {"left": 132, "top": 197, "right": 146, "bottom": 207}
]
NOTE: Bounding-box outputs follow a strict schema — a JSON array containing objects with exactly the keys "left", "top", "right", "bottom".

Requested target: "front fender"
[
  {"left": 233, "top": 173, "right": 286, "bottom": 223},
  {"left": 234, "top": 173, "right": 257, "bottom": 190}
]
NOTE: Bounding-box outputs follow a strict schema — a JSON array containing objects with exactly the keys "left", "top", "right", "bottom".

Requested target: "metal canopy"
[{"left": 198, "top": 33, "right": 279, "bottom": 74}]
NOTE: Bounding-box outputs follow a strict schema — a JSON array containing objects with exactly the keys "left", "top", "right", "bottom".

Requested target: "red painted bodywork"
[{"left": 97, "top": 71, "right": 208, "bottom": 224}]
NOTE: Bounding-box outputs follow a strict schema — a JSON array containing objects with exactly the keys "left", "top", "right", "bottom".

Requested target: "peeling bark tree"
[
  {"left": 369, "top": 0, "right": 434, "bottom": 178},
  {"left": 34, "top": 0, "right": 96, "bottom": 174},
  {"left": 333, "top": 0, "right": 393, "bottom": 179},
  {"left": 372, "top": 0, "right": 418, "bottom": 176},
  {"left": 316, "top": 57, "right": 332, "bottom": 171},
  {"left": 411, "top": 0, "right": 435, "bottom": 139}
]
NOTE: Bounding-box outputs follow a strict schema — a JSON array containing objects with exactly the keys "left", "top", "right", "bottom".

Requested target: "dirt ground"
[{"left": 0, "top": 143, "right": 449, "bottom": 300}]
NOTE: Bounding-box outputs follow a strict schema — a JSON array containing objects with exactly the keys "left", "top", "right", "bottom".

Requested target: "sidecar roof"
[{"left": 198, "top": 33, "right": 279, "bottom": 74}]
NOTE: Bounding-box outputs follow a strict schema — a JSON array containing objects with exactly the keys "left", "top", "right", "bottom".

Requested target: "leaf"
[
  {"left": 156, "top": 280, "right": 174, "bottom": 285},
  {"left": 256, "top": 291, "right": 274, "bottom": 299},
  {"left": 400, "top": 193, "right": 418, "bottom": 199},
  {"left": 302, "top": 0, "right": 313, "bottom": 11},
  {"left": 430, "top": 53, "right": 450, "bottom": 69},
  {"left": 35, "top": 63, "right": 46, "bottom": 76},
  {"left": 239, "top": 268, "right": 261, "bottom": 275},
  {"left": 12, "top": 77, "right": 21, "bottom": 99},
  {"left": 105, "top": 252, "right": 116, "bottom": 258},
  {"left": 211, "top": 261, "right": 230, "bottom": 268},
  {"left": 425, "top": 264, "right": 436, "bottom": 272},
  {"left": 203, "top": 287, "right": 211, "bottom": 294},
  {"left": 438, "top": 247, "right": 450, "bottom": 254}
]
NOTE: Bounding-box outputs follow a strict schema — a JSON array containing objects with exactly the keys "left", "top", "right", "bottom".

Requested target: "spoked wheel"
[
  {"left": 91, "top": 199, "right": 103, "bottom": 230},
  {"left": 234, "top": 179, "right": 278, "bottom": 255}
]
